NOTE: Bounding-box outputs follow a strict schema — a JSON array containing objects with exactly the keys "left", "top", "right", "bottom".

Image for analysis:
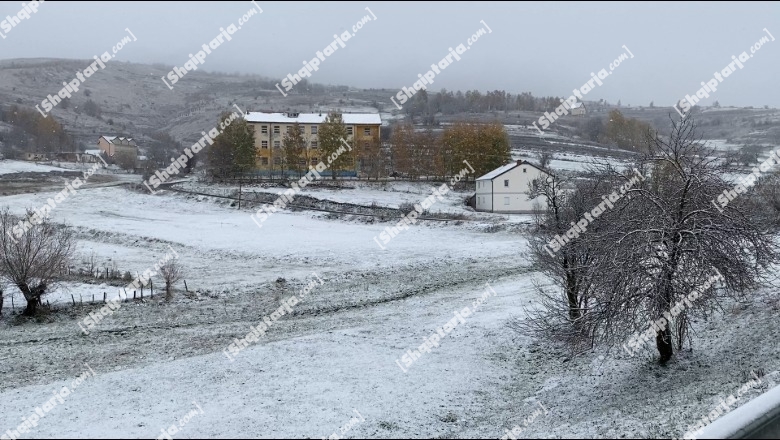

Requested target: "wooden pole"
[
  {"left": 184, "top": 280, "right": 189, "bottom": 293},
  {"left": 104, "top": 292, "right": 107, "bottom": 303},
  {"left": 71, "top": 294, "right": 75, "bottom": 306}
]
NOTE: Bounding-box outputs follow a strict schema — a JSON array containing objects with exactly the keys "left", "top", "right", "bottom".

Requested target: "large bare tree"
[
  {"left": 522, "top": 166, "right": 627, "bottom": 348},
  {"left": 523, "top": 116, "right": 780, "bottom": 364},
  {"left": 589, "top": 116, "right": 778, "bottom": 363},
  {"left": 0, "top": 209, "right": 75, "bottom": 316}
]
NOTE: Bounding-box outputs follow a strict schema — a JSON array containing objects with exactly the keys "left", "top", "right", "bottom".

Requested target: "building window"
[
  {"left": 347, "top": 127, "right": 353, "bottom": 135},
  {"left": 274, "top": 141, "right": 281, "bottom": 148},
  {"left": 363, "top": 141, "right": 370, "bottom": 149},
  {"left": 273, "top": 157, "right": 281, "bottom": 165},
  {"left": 311, "top": 141, "right": 318, "bottom": 149},
  {"left": 311, "top": 126, "right": 318, "bottom": 134},
  {"left": 273, "top": 126, "right": 280, "bottom": 134},
  {"left": 261, "top": 125, "right": 268, "bottom": 134},
  {"left": 504, "top": 179, "right": 509, "bottom": 187},
  {"left": 345, "top": 157, "right": 355, "bottom": 166},
  {"left": 363, "top": 127, "right": 371, "bottom": 136},
  {"left": 286, "top": 126, "right": 292, "bottom": 134},
  {"left": 311, "top": 157, "right": 319, "bottom": 165},
  {"left": 504, "top": 197, "right": 510, "bottom": 205},
  {"left": 298, "top": 159, "right": 306, "bottom": 167},
  {"left": 261, "top": 141, "right": 268, "bottom": 149},
  {"left": 260, "top": 157, "right": 269, "bottom": 165},
  {"left": 523, "top": 168, "right": 527, "bottom": 173},
  {"left": 300, "top": 126, "right": 307, "bottom": 135}
]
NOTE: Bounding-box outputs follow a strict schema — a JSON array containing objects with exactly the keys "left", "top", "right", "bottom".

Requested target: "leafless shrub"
[
  {"left": 0, "top": 208, "right": 75, "bottom": 316},
  {"left": 159, "top": 260, "right": 184, "bottom": 302}
]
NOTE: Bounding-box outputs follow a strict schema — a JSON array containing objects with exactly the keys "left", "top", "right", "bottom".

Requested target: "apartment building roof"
[{"left": 244, "top": 112, "right": 381, "bottom": 125}]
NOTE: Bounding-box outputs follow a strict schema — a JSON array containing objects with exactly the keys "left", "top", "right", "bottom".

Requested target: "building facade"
[
  {"left": 243, "top": 112, "right": 381, "bottom": 175},
  {"left": 475, "top": 160, "right": 549, "bottom": 213},
  {"left": 97, "top": 136, "right": 139, "bottom": 158},
  {"left": 570, "top": 102, "right": 586, "bottom": 116}
]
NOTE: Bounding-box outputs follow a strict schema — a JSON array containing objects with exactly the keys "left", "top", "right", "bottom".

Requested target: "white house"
[
  {"left": 475, "top": 160, "right": 550, "bottom": 213},
  {"left": 571, "top": 102, "right": 586, "bottom": 116}
]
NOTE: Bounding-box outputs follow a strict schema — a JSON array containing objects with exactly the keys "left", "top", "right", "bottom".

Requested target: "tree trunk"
[
  {"left": 17, "top": 283, "right": 45, "bottom": 316},
  {"left": 656, "top": 326, "right": 674, "bottom": 364},
  {"left": 565, "top": 270, "right": 580, "bottom": 321}
]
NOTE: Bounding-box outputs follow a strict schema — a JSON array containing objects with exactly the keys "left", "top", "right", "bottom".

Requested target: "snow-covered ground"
[
  {"left": 0, "top": 160, "right": 70, "bottom": 174},
  {"left": 0, "top": 182, "right": 778, "bottom": 439}
]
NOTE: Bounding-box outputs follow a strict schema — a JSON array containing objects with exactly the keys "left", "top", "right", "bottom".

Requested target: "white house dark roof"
[
  {"left": 571, "top": 102, "right": 584, "bottom": 109},
  {"left": 244, "top": 112, "right": 381, "bottom": 125},
  {"left": 477, "top": 160, "right": 550, "bottom": 181}
]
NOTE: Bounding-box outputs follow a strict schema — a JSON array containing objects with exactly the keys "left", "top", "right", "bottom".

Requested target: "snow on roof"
[
  {"left": 477, "top": 162, "right": 518, "bottom": 181},
  {"left": 477, "top": 160, "right": 550, "bottom": 181},
  {"left": 244, "top": 112, "right": 381, "bottom": 125},
  {"left": 100, "top": 136, "right": 135, "bottom": 144},
  {"left": 84, "top": 150, "right": 103, "bottom": 156},
  {"left": 571, "top": 102, "right": 584, "bottom": 109}
]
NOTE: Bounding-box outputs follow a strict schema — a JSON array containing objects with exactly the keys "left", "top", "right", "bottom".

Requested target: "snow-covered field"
[
  {"left": 0, "top": 160, "right": 70, "bottom": 175},
  {"left": 0, "top": 182, "right": 778, "bottom": 439}
]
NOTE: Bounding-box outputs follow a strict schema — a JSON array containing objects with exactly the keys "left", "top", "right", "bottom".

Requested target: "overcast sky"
[{"left": 1, "top": 1, "right": 777, "bottom": 107}]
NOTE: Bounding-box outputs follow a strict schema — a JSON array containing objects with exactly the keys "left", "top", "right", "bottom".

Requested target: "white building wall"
[
  {"left": 475, "top": 180, "right": 493, "bottom": 212},
  {"left": 477, "top": 164, "right": 547, "bottom": 213}
]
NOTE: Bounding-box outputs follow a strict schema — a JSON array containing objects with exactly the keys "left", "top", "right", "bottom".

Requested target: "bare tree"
[
  {"left": 537, "top": 152, "right": 552, "bottom": 170},
  {"left": 521, "top": 166, "right": 621, "bottom": 349},
  {"left": 521, "top": 116, "right": 780, "bottom": 364},
  {"left": 159, "top": 260, "right": 183, "bottom": 302},
  {"left": 588, "top": 116, "right": 778, "bottom": 363},
  {"left": 0, "top": 208, "right": 75, "bottom": 316}
]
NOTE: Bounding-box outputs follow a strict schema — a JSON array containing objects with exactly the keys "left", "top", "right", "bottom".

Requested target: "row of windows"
[
  {"left": 260, "top": 140, "right": 376, "bottom": 149},
  {"left": 261, "top": 140, "right": 318, "bottom": 149},
  {"left": 259, "top": 125, "right": 372, "bottom": 136},
  {"left": 477, "top": 196, "right": 511, "bottom": 205},
  {"left": 258, "top": 157, "right": 356, "bottom": 166}
]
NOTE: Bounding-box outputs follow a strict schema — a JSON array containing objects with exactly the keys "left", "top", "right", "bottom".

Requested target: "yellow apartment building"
[{"left": 243, "top": 112, "right": 381, "bottom": 175}]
